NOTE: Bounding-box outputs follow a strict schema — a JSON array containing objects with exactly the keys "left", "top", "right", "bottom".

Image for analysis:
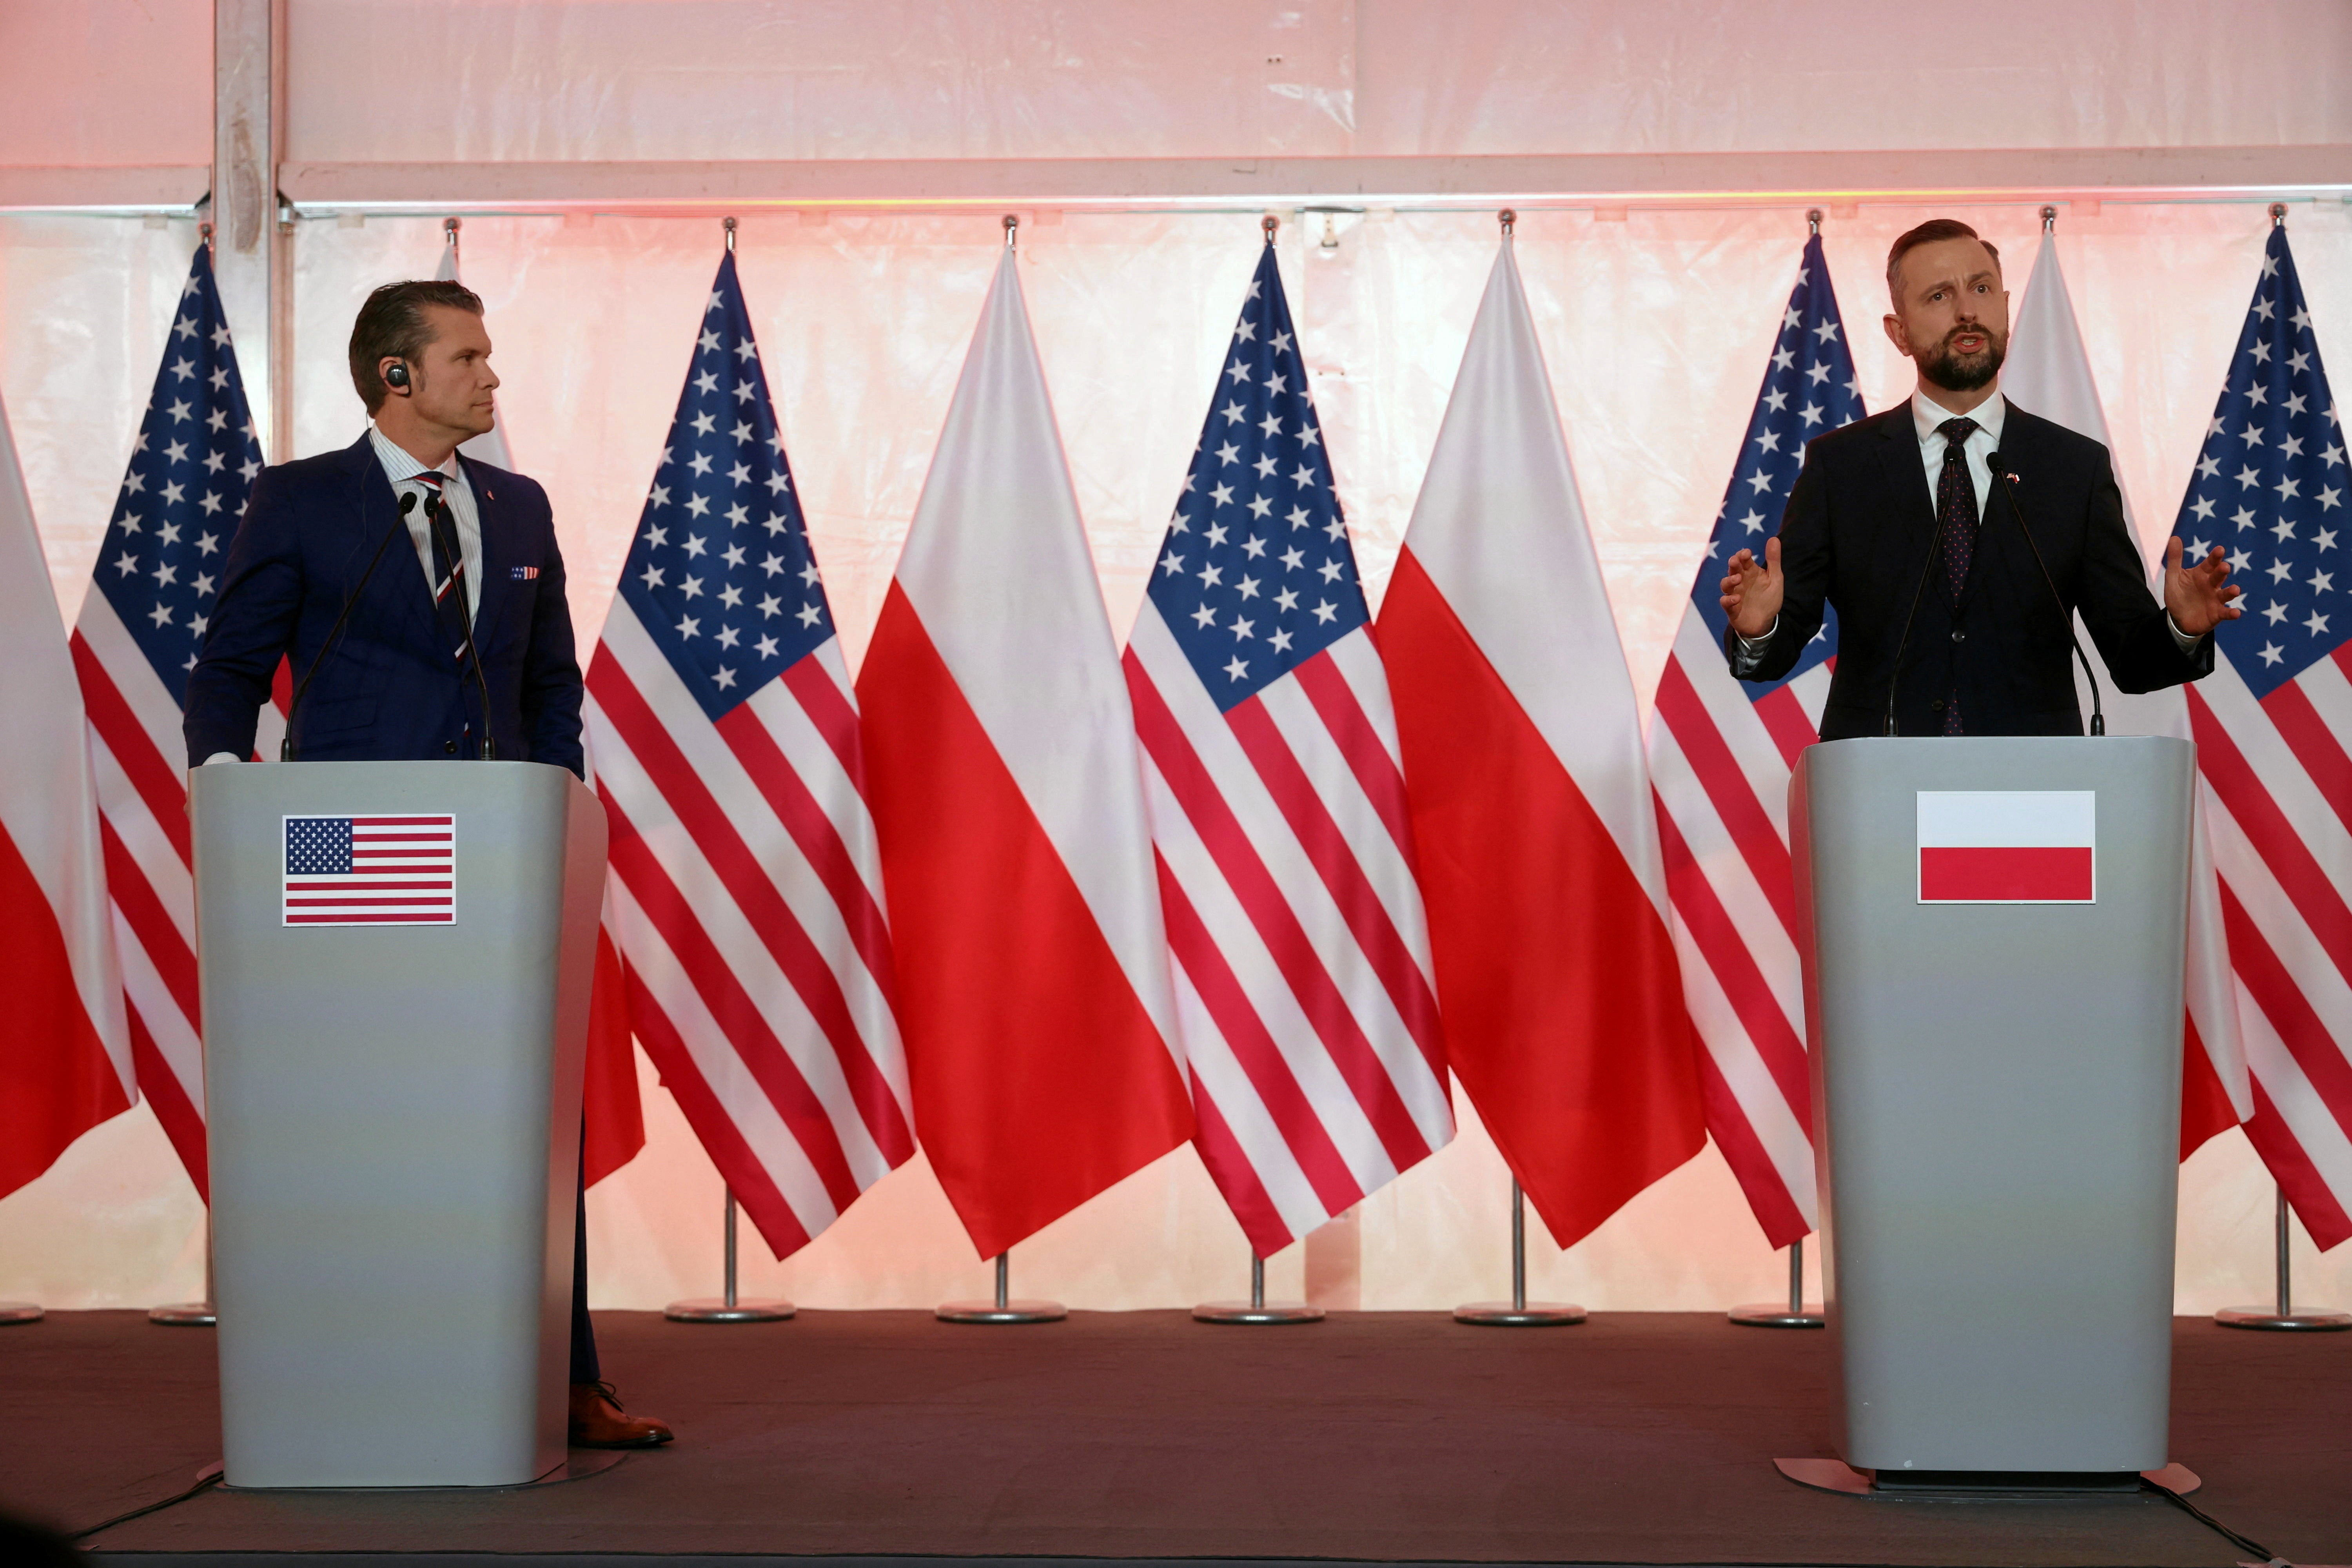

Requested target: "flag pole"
[
  {"left": 938, "top": 1248, "right": 1065, "bottom": 1323},
  {"left": 1729, "top": 1236, "right": 1825, "bottom": 1328},
  {"left": 2216, "top": 1183, "right": 2348, "bottom": 1330},
  {"left": 666, "top": 1185, "right": 794, "bottom": 1323},
  {"left": 1455, "top": 1177, "right": 1585, "bottom": 1326},
  {"left": 1194, "top": 1245, "right": 1323, "bottom": 1324},
  {"left": 149, "top": 1217, "right": 217, "bottom": 1326}
]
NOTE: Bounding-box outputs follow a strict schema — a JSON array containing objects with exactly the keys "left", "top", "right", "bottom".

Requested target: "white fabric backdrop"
[{"left": 4, "top": 198, "right": 2349, "bottom": 1312}]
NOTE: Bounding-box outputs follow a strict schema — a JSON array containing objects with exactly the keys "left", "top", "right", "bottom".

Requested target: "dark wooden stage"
[{"left": 6, "top": 1309, "right": 2345, "bottom": 1568}]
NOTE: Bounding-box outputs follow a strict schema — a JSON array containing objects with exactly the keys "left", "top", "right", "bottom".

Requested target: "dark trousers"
[{"left": 569, "top": 1162, "right": 600, "bottom": 1385}]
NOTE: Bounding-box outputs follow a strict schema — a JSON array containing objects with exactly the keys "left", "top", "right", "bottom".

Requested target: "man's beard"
[{"left": 1920, "top": 327, "right": 2004, "bottom": 392}]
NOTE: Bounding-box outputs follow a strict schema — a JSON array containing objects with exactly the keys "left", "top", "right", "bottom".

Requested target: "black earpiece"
[{"left": 383, "top": 361, "right": 410, "bottom": 390}]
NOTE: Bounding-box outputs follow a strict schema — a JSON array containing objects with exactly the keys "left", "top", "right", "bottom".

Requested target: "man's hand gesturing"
[
  {"left": 1720, "top": 536, "right": 1785, "bottom": 641},
  {"left": 2163, "top": 536, "right": 2242, "bottom": 638}
]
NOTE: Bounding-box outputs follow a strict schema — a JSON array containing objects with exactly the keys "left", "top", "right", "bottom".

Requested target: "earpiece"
[{"left": 383, "top": 361, "right": 410, "bottom": 390}]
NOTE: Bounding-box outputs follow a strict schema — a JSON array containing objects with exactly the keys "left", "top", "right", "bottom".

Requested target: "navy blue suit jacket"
[{"left": 185, "top": 434, "right": 585, "bottom": 775}]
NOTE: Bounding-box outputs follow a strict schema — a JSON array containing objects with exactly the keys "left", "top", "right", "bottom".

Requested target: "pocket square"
[{"left": 511, "top": 565, "right": 540, "bottom": 580}]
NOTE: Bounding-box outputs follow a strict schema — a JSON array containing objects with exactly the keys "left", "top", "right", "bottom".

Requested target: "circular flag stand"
[
  {"left": 0, "top": 1302, "right": 41, "bottom": 1325},
  {"left": 151, "top": 1222, "right": 217, "bottom": 1326},
  {"left": 2216, "top": 1185, "right": 2350, "bottom": 1331},
  {"left": 666, "top": 1187, "right": 794, "bottom": 1323},
  {"left": 1194, "top": 1252, "right": 1323, "bottom": 1324},
  {"left": 1455, "top": 1179, "right": 1585, "bottom": 1326},
  {"left": 1730, "top": 1238, "right": 1826, "bottom": 1328},
  {"left": 938, "top": 1251, "right": 1065, "bottom": 1324}
]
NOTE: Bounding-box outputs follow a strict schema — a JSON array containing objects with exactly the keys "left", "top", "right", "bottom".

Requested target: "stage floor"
[{"left": 5, "top": 1309, "right": 2345, "bottom": 1567}]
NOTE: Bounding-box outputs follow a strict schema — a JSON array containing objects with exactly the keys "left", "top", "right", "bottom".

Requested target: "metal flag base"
[
  {"left": 1194, "top": 1254, "right": 1323, "bottom": 1324},
  {"left": 148, "top": 1301, "right": 217, "bottom": 1326},
  {"left": 665, "top": 1187, "right": 794, "bottom": 1323},
  {"left": 1454, "top": 1178, "right": 1584, "bottom": 1327},
  {"left": 0, "top": 1303, "right": 43, "bottom": 1326},
  {"left": 938, "top": 1252, "right": 1065, "bottom": 1324},
  {"left": 1730, "top": 1236, "right": 1826, "bottom": 1328},
  {"left": 2214, "top": 1183, "right": 2350, "bottom": 1331}
]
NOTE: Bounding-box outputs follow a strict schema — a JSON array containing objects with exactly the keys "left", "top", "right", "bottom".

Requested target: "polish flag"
[
  {"left": 0, "top": 386, "right": 133, "bottom": 1198},
  {"left": 2002, "top": 227, "right": 2250, "bottom": 1152},
  {"left": 857, "top": 247, "right": 1193, "bottom": 1258},
  {"left": 1916, "top": 791, "right": 2097, "bottom": 903},
  {"left": 1377, "top": 234, "right": 1706, "bottom": 1247}
]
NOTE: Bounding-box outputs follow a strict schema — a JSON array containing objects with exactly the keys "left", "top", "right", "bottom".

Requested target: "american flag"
[
  {"left": 1123, "top": 239, "right": 1450, "bottom": 1257},
  {"left": 1647, "top": 232, "right": 1865, "bottom": 1246},
  {"left": 2176, "top": 221, "right": 2352, "bottom": 1249},
  {"left": 69, "top": 243, "right": 275, "bottom": 1199},
  {"left": 282, "top": 815, "right": 456, "bottom": 926},
  {"left": 583, "top": 249, "right": 914, "bottom": 1257}
]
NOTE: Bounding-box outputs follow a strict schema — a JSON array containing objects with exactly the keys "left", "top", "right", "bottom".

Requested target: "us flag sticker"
[
  {"left": 1917, "top": 791, "right": 2095, "bottom": 904},
  {"left": 283, "top": 814, "right": 457, "bottom": 926}
]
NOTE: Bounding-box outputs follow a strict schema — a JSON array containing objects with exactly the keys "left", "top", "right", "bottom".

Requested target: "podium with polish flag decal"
[
  {"left": 192, "top": 760, "right": 606, "bottom": 1488},
  {"left": 1789, "top": 735, "right": 2194, "bottom": 1487}
]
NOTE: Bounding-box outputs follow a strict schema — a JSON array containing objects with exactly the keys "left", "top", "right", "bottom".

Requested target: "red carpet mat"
[{"left": 2, "top": 1309, "right": 2343, "bottom": 1565}]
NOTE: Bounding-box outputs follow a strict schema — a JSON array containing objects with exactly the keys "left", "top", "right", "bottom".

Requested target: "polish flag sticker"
[{"left": 1917, "top": 791, "right": 2096, "bottom": 904}]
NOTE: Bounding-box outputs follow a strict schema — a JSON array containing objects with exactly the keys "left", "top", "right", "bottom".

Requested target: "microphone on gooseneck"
[
  {"left": 1986, "top": 451, "right": 2105, "bottom": 737},
  {"left": 281, "top": 492, "right": 416, "bottom": 761},
  {"left": 429, "top": 496, "right": 499, "bottom": 760},
  {"left": 1882, "top": 508, "right": 1950, "bottom": 737}
]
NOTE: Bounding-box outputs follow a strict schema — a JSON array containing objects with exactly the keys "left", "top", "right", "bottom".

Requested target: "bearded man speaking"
[{"left": 1718, "top": 218, "right": 2241, "bottom": 737}]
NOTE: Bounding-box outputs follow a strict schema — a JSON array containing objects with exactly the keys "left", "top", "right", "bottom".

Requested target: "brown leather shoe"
[{"left": 568, "top": 1380, "right": 675, "bottom": 1448}]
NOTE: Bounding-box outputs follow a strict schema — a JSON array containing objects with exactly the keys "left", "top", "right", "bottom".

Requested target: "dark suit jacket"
[
  {"left": 1725, "top": 401, "right": 2210, "bottom": 739},
  {"left": 185, "top": 434, "right": 585, "bottom": 775}
]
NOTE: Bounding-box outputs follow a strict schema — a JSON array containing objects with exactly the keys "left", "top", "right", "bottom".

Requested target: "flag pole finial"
[
  {"left": 1003, "top": 213, "right": 1018, "bottom": 249},
  {"left": 1498, "top": 208, "right": 1515, "bottom": 236},
  {"left": 443, "top": 215, "right": 460, "bottom": 242},
  {"left": 2041, "top": 204, "right": 2057, "bottom": 233},
  {"left": 723, "top": 215, "right": 738, "bottom": 252},
  {"left": 199, "top": 221, "right": 214, "bottom": 252},
  {"left": 2271, "top": 202, "right": 2288, "bottom": 229},
  {"left": 1806, "top": 207, "right": 1822, "bottom": 235},
  {"left": 1261, "top": 214, "right": 1279, "bottom": 243}
]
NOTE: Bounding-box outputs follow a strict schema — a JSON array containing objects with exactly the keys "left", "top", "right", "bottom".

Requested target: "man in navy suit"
[{"left": 185, "top": 280, "right": 671, "bottom": 1449}]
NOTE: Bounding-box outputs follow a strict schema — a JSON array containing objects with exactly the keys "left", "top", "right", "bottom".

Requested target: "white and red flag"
[
  {"left": 1125, "top": 239, "right": 1450, "bottom": 1256},
  {"left": 69, "top": 243, "right": 278, "bottom": 1200},
  {"left": 0, "top": 386, "right": 132, "bottom": 1199},
  {"left": 859, "top": 246, "right": 1193, "bottom": 1258},
  {"left": 1379, "top": 233, "right": 1705, "bottom": 1248},
  {"left": 437, "top": 221, "right": 643, "bottom": 1184},
  {"left": 1646, "top": 232, "right": 1865, "bottom": 1245},
  {"left": 2002, "top": 227, "right": 2250, "bottom": 1154},
  {"left": 584, "top": 250, "right": 912, "bottom": 1254},
  {"left": 2169, "top": 224, "right": 2352, "bottom": 1246}
]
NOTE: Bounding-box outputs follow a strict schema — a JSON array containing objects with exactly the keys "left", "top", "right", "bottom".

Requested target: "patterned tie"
[
  {"left": 415, "top": 471, "right": 478, "bottom": 676},
  {"left": 1934, "top": 416, "right": 1980, "bottom": 735}
]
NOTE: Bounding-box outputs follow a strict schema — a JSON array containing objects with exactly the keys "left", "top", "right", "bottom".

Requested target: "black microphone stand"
[
  {"left": 281, "top": 493, "right": 415, "bottom": 761},
  {"left": 1882, "top": 504, "right": 1950, "bottom": 737},
  {"left": 1987, "top": 451, "right": 2105, "bottom": 737}
]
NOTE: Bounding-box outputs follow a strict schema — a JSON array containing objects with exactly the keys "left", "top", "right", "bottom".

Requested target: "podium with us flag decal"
[
  {"left": 192, "top": 760, "right": 607, "bottom": 1488},
  {"left": 1787, "top": 735, "right": 2196, "bottom": 1490}
]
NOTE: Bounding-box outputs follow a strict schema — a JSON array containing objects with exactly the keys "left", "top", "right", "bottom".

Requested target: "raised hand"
[
  {"left": 1719, "top": 536, "right": 1784, "bottom": 641},
  {"left": 2163, "top": 537, "right": 2243, "bottom": 638}
]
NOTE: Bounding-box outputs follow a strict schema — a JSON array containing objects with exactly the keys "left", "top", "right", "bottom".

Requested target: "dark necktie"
[
  {"left": 414, "top": 471, "right": 474, "bottom": 670},
  {"left": 1935, "top": 417, "right": 1980, "bottom": 735}
]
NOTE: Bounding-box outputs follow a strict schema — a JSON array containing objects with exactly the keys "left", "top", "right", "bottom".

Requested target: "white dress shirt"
[{"left": 367, "top": 423, "right": 484, "bottom": 621}]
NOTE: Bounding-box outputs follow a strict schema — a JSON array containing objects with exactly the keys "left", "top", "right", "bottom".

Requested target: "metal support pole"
[
  {"left": 938, "top": 1247, "right": 1065, "bottom": 1323},
  {"left": 2217, "top": 1183, "right": 2348, "bottom": 1330},
  {"left": 150, "top": 1218, "right": 218, "bottom": 1326},
  {"left": 666, "top": 1185, "right": 793, "bottom": 1323},
  {"left": 1730, "top": 1235, "right": 1825, "bottom": 1328},
  {"left": 1455, "top": 1179, "right": 1584, "bottom": 1326},
  {"left": 1195, "top": 1246, "right": 1322, "bottom": 1324}
]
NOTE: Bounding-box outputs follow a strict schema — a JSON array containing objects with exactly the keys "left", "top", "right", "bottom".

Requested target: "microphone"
[
  {"left": 1986, "top": 451, "right": 2105, "bottom": 737},
  {"left": 280, "top": 492, "right": 416, "bottom": 761},
  {"left": 1882, "top": 494, "right": 1950, "bottom": 737},
  {"left": 428, "top": 498, "right": 499, "bottom": 760}
]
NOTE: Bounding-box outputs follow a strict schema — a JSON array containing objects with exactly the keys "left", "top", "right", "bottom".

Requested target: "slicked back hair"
[
  {"left": 1886, "top": 219, "right": 2000, "bottom": 307},
  {"left": 348, "top": 279, "right": 485, "bottom": 414}
]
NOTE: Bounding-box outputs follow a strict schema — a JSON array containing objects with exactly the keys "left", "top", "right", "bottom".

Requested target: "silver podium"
[
  {"left": 194, "top": 761, "right": 606, "bottom": 1488},
  {"left": 1790, "top": 736, "right": 2192, "bottom": 1483}
]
